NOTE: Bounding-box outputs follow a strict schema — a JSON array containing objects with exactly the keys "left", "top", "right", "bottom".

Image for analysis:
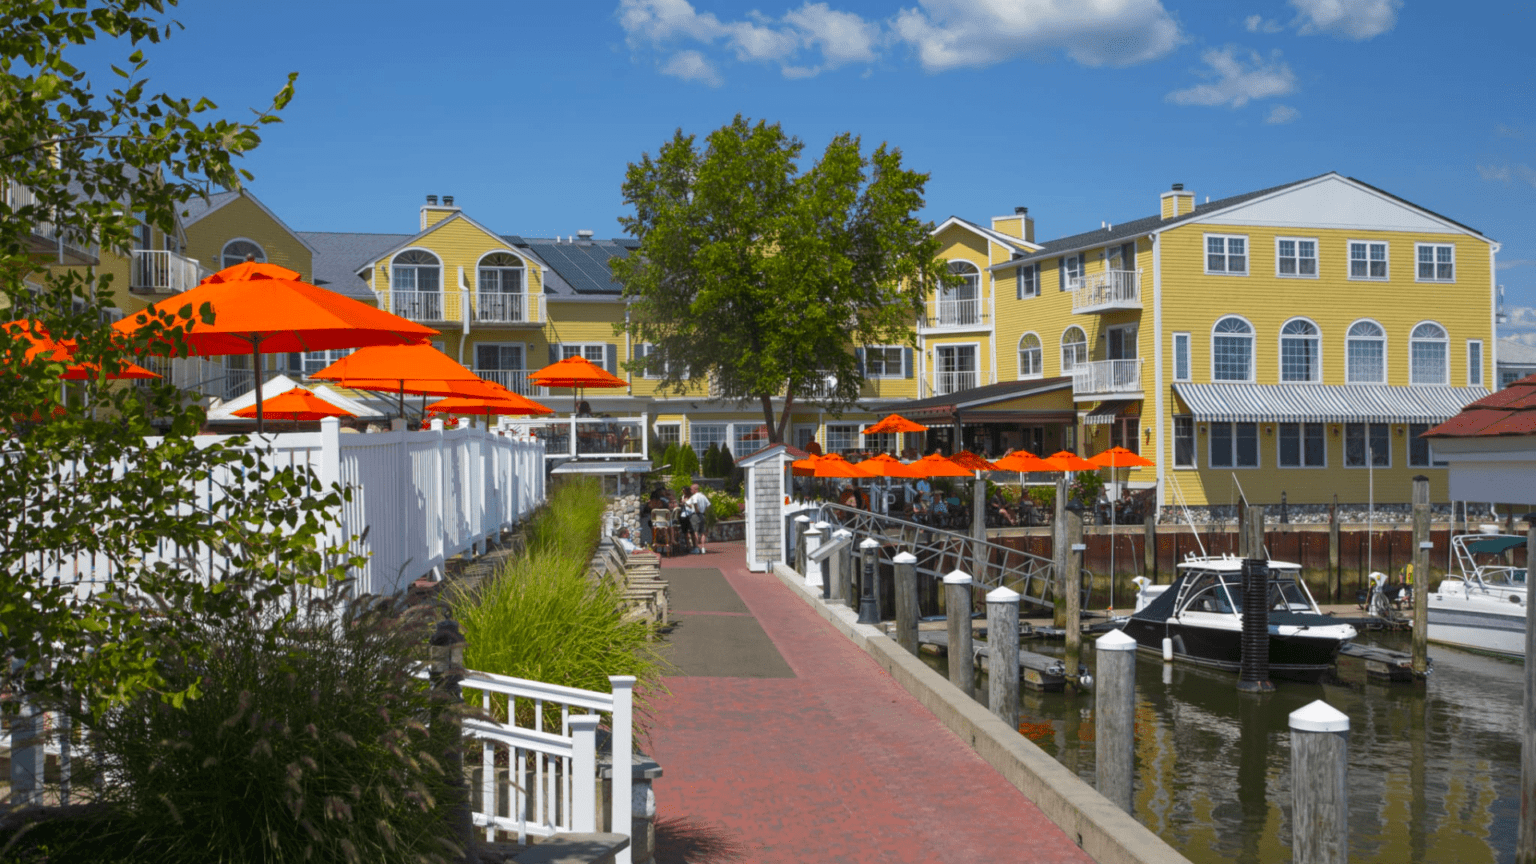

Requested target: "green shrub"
[
  {"left": 676, "top": 444, "right": 700, "bottom": 478},
  {"left": 708, "top": 491, "right": 744, "bottom": 524},
  {"left": 1027, "top": 484, "right": 1056, "bottom": 510},
  {"left": 702, "top": 442, "right": 721, "bottom": 477},
  {"left": 76, "top": 593, "right": 460, "bottom": 864},
  {"left": 1069, "top": 471, "right": 1105, "bottom": 508},
  {"left": 659, "top": 443, "right": 679, "bottom": 474},
  {"left": 452, "top": 475, "right": 664, "bottom": 730}
]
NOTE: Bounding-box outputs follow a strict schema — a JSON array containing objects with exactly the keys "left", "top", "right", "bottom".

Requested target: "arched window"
[
  {"left": 1410, "top": 321, "right": 1448, "bottom": 385},
  {"left": 1061, "top": 326, "right": 1088, "bottom": 373},
  {"left": 221, "top": 239, "right": 265, "bottom": 268},
  {"left": 392, "top": 249, "right": 441, "bottom": 292},
  {"left": 478, "top": 252, "right": 524, "bottom": 294},
  {"left": 1018, "top": 333, "right": 1042, "bottom": 379},
  {"left": 1279, "top": 318, "right": 1320, "bottom": 383},
  {"left": 1211, "top": 316, "right": 1254, "bottom": 382},
  {"left": 940, "top": 260, "right": 981, "bottom": 326},
  {"left": 1346, "top": 320, "right": 1386, "bottom": 384}
]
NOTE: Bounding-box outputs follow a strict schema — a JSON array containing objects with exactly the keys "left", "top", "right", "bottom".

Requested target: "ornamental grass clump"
[
  {"left": 452, "top": 476, "right": 665, "bottom": 728},
  {"left": 56, "top": 592, "right": 464, "bottom": 864}
]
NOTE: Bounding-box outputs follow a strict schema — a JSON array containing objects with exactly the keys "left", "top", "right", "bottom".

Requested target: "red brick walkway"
[{"left": 647, "top": 541, "right": 1093, "bottom": 864}]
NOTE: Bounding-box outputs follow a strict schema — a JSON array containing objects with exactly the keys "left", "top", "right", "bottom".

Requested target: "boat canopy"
[{"left": 1465, "top": 535, "right": 1526, "bottom": 555}]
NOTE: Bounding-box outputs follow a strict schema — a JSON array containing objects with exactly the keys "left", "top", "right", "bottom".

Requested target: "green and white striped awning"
[{"left": 1172, "top": 384, "right": 1487, "bottom": 424}]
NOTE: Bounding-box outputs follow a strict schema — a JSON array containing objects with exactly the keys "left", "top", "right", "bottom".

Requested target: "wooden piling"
[
  {"left": 802, "top": 523, "right": 823, "bottom": 590},
  {"left": 1329, "top": 495, "right": 1341, "bottom": 604},
  {"left": 1520, "top": 517, "right": 1536, "bottom": 864},
  {"left": 1064, "top": 504, "right": 1085, "bottom": 692},
  {"left": 987, "top": 586, "right": 1021, "bottom": 729},
  {"left": 1144, "top": 511, "right": 1157, "bottom": 581},
  {"left": 973, "top": 477, "right": 988, "bottom": 581},
  {"left": 945, "top": 570, "right": 975, "bottom": 699},
  {"left": 1246, "top": 504, "right": 1266, "bottom": 561},
  {"left": 1411, "top": 477, "right": 1431, "bottom": 677},
  {"left": 1290, "top": 700, "right": 1350, "bottom": 864},
  {"left": 1095, "top": 629, "right": 1138, "bottom": 814},
  {"left": 894, "top": 551, "right": 919, "bottom": 656}
]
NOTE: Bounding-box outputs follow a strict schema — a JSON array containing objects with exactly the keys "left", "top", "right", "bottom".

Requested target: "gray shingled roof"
[
  {"left": 299, "top": 231, "right": 410, "bottom": 300},
  {"left": 1498, "top": 338, "right": 1536, "bottom": 366},
  {"left": 176, "top": 190, "right": 238, "bottom": 225},
  {"left": 506, "top": 236, "right": 635, "bottom": 298}
]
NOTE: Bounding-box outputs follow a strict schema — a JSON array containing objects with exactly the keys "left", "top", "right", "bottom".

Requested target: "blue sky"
[{"left": 78, "top": 1, "right": 1536, "bottom": 335}]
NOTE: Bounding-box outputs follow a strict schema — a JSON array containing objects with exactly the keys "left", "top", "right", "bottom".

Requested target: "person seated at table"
[
  {"left": 989, "top": 492, "right": 1018, "bottom": 526},
  {"left": 838, "top": 483, "right": 861, "bottom": 509},
  {"left": 908, "top": 493, "right": 930, "bottom": 523},
  {"left": 576, "top": 400, "right": 593, "bottom": 417}
]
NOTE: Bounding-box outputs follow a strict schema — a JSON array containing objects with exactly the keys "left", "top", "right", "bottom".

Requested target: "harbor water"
[{"left": 926, "top": 631, "right": 1521, "bottom": 864}]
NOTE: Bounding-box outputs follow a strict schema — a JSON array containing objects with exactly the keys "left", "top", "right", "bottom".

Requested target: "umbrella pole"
[
  {"left": 398, "top": 381, "right": 405, "bottom": 420},
  {"left": 252, "top": 339, "right": 264, "bottom": 435}
]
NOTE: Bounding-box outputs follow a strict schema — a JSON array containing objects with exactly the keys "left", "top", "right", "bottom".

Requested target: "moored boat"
[
  {"left": 1427, "top": 529, "right": 1528, "bottom": 658},
  {"left": 1119, "top": 555, "right": 1358, "bottom": 683}
]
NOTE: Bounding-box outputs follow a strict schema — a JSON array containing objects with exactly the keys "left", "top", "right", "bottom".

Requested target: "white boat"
[{"left": 1427, "top": 527, "right": 1529, "bottom": 657}]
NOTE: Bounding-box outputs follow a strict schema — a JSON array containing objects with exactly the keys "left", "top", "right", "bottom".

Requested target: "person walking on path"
[{"left": 685, "top": 483, "right": 711, "bottom": 555}]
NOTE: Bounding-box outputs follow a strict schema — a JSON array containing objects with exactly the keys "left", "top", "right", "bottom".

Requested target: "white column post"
[
  {"left": 609, "top": 676, "right": 636, "bottom": 864},
  {"left": 570, "top": 715, "right": 600, "bottom": 833},
  {"left": 802, "top": 524, "right": 824, "bottom": 589},
  {"left": 432, "top": 417, "right": 447, "bottom": 567}
]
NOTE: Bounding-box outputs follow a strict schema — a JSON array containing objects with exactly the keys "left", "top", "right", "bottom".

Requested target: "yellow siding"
[
  {"left": 373, "top": 215, "right": 545, "bottom": 325},
  {"left": 1156, "top": 222, "right": 1494, "bottom": 505},
  {"left": 183, "top": 194, "right": 312, "bottom": 280}
]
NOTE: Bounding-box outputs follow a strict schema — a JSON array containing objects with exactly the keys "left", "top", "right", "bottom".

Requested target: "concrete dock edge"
[{"left": 770, "top": 562, "right": 1192, "bottom": 864}]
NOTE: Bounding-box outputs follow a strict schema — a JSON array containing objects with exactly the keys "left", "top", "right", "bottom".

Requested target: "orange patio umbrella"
[
  {"left": 992, "top": 450, "right": 1055, "bottom": 473},
  {"left": 855, "top": 453, "right": 922, "bottom": 478},
  {"left": 233, "top": 387, "right": 354, "bottom": 423},
  {"left": 949, "top": 450, "right": 1000, "bottom": 472},
  {"left": 905, "top": 452, "right": 976, "bottom": 478},
  {"left": 4, "top": 319, "right": 159, "bottom": 383},
  {"left": 862, "top": 413, "right": 928, "bottom": 435},
  {"left": 791, "top": 452, "right": 825, "bottom": 477},
  {"left": 525, "top": 354, "right": 627, "bottom": 415},
  {"left": 1041, "top": 451, "right": 1099, "bottom": 472},
  {"left": 805, "top": 452, "right": 873, "bottom": 479},
  {"left": 426, "top": 381, "right": 555, "bottom": 418},
  {"left": 1089, "top": 446, "right": 1156, "bottom": 470},
  {"left": 309, "top": 342, "right": 496, "bottom": 419},
  {"left": 113, "top": 261, "right": 438, "bottom": 431}
]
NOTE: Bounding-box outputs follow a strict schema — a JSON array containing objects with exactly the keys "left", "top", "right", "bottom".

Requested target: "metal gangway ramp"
[{"left": 811, "top": 503, "right": 1059, "bottom": 610}]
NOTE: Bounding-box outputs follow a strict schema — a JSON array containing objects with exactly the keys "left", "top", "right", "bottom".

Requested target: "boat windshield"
[{"left": 1213, "top": 569, "right": 1315, "bottom": 612}]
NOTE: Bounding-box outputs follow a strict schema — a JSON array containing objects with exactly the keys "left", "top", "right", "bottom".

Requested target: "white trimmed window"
[
  {"left": 1205, "top": 234, "right": 1248, "bottom": 275},
  {"left": 1345, "top": 423, "right": 1389, "bottom": 467},
  {"left": 392, "top": 249, "right": 441, "bottom": 291},
  {"left": 1017, "top": 333, "right": 1043, "bottom": 379},
  {"left": 1058, "top": 254, "right": 1084, "bottom": 291},
  {"left": 1017, "top": 262, "right": 1039, "bottom": 299},
  {"left": 1211, "top": 316, "right": 1254, "bottom": 382},
  {"left": 1276, "top": 237, "right": 1317, "bottom": 277},
  {"left": 1408, "top": 423, "right": 1447, "bottom": 467},
  {"left": 1061, "top": 326, "right": 1088, "bottom": 373},
  {"left": 862, "top": 346, "right": 906, "bottom": 379},
  {"left": 1210, "top": 422, "right": 1259, "bottom": 468},
  {"left": 221, "top": 239, "right": 266, "bottom": 268},
  {"left": 825, "top": 423, "right": 860, "bottom": 454},
  {"left": 636, "top": 343, "right": 686, "bottom": 380},
  {"left": 1416, "top": 243, "right": 1455, "bottom": 282},
  {"left": 1468, "top": 340, "right": 1484, "bottom": 388},
  {"left": 1349, "top": 240, "right": 1389, "bottom": 280},
  {"left": 303, "top": 348, "right": 352, "bottom": 376},
  {"left": 1280, "top": 318, "right": 1321, "bottom": 382},
  {"left": 561, "top": 343, "right": 607, "bottom": 363},
  {"left": 653, "top": 423, "right": 680, "bottom": 448},
  {"left": 1173, "top": 416, "right": 1195, "bottom": 468},
  {"left": 478, "top": 252, "right": 524, "bottom": 293},
  {"left": 1278, "top": 423, "right": 1326, "bottom": 468},
  {"left": 1346, "top": 320, "right": 1386, "bottom": 384},
  {"left": 1173, "top": 332, "right": 1191, "bottom": 382},
  {"left": 1409, "top": 322, "right": 1448, "bottom": 385},
  {"left": 689, "top": 423, "right": 726, "bottom": 457}
]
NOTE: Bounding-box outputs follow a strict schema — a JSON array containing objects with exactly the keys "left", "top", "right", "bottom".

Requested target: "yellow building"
[{"left": 967, "top": 172, "right": 1498, "bottom": 510}]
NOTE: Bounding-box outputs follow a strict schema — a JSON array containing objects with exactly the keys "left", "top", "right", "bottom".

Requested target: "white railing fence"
[
  {"left": 925, "top": 297, "right": 985, "bottom": 328},
  {"left": 389, "top": 290, "right": 445, "bottom": 322},
  {"left": 24, "top": 418, "right": 546, "bottom": 597},
  {"left": 1072, "top": 358, "right": 1142, "bottom": 395},
  {"left": 462, "top": 671, "right": 634, "bottom": 860},
  {"left": 130, "top": 249, "right": 209, "bottom": 294},
  {"left": 1071, "top": 269, "right": 1142, "bottom": 312},
  {"left": 475, "top": 292, "right": 542, "bottom": 324},
  {"left": 474, "top": 369, "right": 548, "bottom": 398},
  {"left": 515, "top": 416, "right": 650, "bottom": 461},
  {"left": 929, "top": 370, "right": 978, "bottom": 396}
]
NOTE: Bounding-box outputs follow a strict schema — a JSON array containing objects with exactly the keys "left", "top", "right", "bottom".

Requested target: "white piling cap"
[
  {"left": 794, "top": 514, "right": 812, "bottom": 523},
  {"left": 833, "top": 528, "right": 853, "bottom": 539},
  {"left": 943, "top": 569, "right": 973, "bottom": 585},
  {"left": 1289, "top": 699, "right": 1349, "bottom": 732},
  {"left": 1096, "top": 629, "right": 1138, "bottom": 651},
  {"left": 803, "top": 524, "right": 822, "bottom": 535},
  {"left": 859, "top": 537, "right": 881, "bottom": 549},
  {"left": 892, "top": 551, "right": 917, "bottom": 564},
  {"left": 986, "top": 586, "right": 1020, "bottom": 603},
  {"left": 814, "top": 520, "right": 831, "bottom": 530}
]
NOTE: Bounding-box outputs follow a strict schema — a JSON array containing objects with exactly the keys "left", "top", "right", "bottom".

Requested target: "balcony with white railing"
[
  {"left": 919, "top": 297, "right": 988, "bottom": 332},
  {"left": 474, "top": 291, "right": 543, "bottom": 325},
  {"left": 926, "top": 370, "right": 979, "bottom": 397},
  {"left": 515, "top": 415, "right": 650, "bottom": 461},
  {"left": 386, "top": 289, "right": 456, "bottom": 322},
  {"left": 1071, "top": 358, "right": 1143, "bottom": 400},
  {"left": 130, "top": 249, "right": 210, "bottom": 294},
  {"left": 3, "top": 178, "right": 100, "bottom": 265},
  {"left": 1071, "top": 269, "right": 1142, "bottom": 314},
  {"left": 473, "top": 369, "right": 548, "bottom": 398}
]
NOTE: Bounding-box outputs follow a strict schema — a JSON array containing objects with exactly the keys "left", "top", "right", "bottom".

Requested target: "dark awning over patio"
[{"left": 873, "top": 377, "right": 1075, "bottom": 424}]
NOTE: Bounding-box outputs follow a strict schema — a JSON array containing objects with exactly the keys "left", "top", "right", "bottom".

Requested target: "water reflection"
[{"left": 926, "top": 632, "right": 1520, "bottom": 864}]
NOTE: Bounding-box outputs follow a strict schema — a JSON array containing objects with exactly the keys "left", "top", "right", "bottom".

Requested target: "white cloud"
[
  {"left": 1502, "top": 307, "right": 1536, "bottom": 346},
  {"left": 618, "top": 0, "right": 882, "bottom": 80},
  {"left": 1499, "top": 259, "right": 1536, "bottom": 272},
  {"left": 1265, "top": 104, "right": 1301, "bottom": 124},
  {"left": 1289, "top": 0, "right": 1401, "bottom": 40},
  {"left": 619, "top": 0, "right": 728, "bottom": 44},
  {"left": 1478, "top": 163, "right": 1536, "bottom": 188},
  {"left": 1245, "top": 14, "right": 1283, "bottom": 33},
  {"left": 1167, "top": 47, "right": 1297, "bottom": 109},
  {"left": 893, "top": 0, "right": 1183, "bottom": 70},
  {"left": 785, "top": 3, "right": 881, "bottom": 67},
  {"left": 660, "top": 49, "right": 723, "bottom": 86}
]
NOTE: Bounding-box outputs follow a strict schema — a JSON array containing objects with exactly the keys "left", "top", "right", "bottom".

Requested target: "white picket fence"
[
  {"left": 462, "top": 671, "right": 635, "bottom": 862},
  {"left": 24, "top": 417, "right": 546, "bottom": 597}
]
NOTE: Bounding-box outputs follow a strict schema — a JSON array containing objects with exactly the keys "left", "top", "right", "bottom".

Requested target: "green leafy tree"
[
  {"left": 0, "top": 1, "right": 354, "bottom": 721},
  {"left": 702, "top": 442, "right": 721, "bottom": 477},
  {"left": 612, "top": 116, "right": 949, "bottom": 443},
  {"left": 676, "top": 441, "right": 700, "bottom": 479}
]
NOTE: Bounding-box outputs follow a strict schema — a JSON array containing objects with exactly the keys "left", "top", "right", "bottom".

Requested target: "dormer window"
[{"left": 222, "top": 239, "right": 265, "bottom": 268}]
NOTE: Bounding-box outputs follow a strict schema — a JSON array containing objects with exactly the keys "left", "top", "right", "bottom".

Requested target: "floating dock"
[{"left": 914, "top": 629, "right": 1069, "bottom": 691}]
